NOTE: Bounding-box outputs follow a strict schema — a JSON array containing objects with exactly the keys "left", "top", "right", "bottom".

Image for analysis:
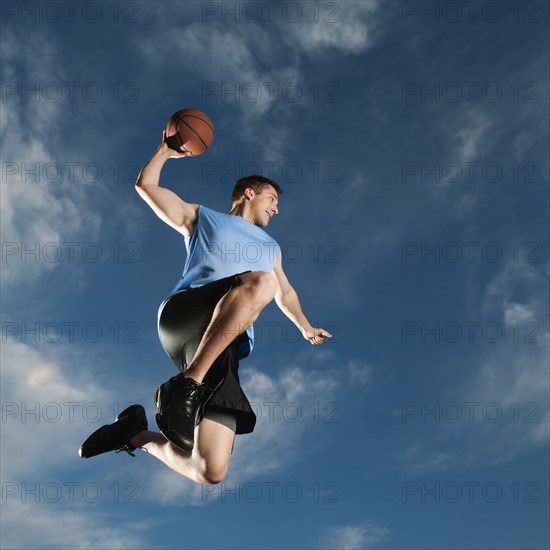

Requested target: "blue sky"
[{"left": 1, "top": 1, "right": 548, "bottom": 548}]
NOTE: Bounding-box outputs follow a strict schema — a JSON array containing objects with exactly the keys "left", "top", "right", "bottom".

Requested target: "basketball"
[{"left": 164, "top": 108, "right": 214, "bottom": 155}]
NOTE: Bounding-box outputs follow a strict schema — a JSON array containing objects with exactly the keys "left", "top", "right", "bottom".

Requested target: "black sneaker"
[
  {"left": 79, "top": 404, "right": 147, "bottom": 459},
  {"left": 154, "top": 374, "right": 219, "bottom": 453}
]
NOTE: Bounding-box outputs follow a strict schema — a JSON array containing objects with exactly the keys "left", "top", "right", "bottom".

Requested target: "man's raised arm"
[{"left": 135, "top": 138, "right": 199, "bottom": 237}]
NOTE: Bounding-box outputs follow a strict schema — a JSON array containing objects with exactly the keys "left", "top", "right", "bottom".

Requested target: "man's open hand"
[{"left": 303, "top": 327, "right": 333, "bottom": 345}]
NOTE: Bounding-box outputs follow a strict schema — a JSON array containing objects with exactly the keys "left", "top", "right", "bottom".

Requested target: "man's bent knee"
[
  {"left": 240, "top": 271, "right": 277, "bottom": 303},
  {"left": 200, "top": 465, "right": 228, "bottom": 485},
  {"left": 202, "top": 474, "right": 225, "bottom": 485}
]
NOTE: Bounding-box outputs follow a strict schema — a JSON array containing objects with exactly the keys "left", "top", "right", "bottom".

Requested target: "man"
[{"left": 79, "top": 135, "right": 332, "bottom": 485}]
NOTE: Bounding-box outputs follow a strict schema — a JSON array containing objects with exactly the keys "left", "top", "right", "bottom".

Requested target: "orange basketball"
[{"left": 164, "top": 108, "right": 214, "bottom": 155}]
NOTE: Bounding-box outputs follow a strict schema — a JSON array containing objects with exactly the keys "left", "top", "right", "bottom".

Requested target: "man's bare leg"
[
  {"left": 184, "top": 271, "right": 278, "bottom": 383},
  {"left": 150, "top": 271, "right": 276, "bottom": 456},
  {"left": 130, "top": 418, "right": 235, "bottom": 484}
]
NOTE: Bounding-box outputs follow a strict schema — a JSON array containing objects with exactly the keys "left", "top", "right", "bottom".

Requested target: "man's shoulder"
[
  {"left": 200, "top": 204, "right": 226, "bottom": 217},
  {"left": 201, "top": 205, "right": 242, "bottom": 223}
]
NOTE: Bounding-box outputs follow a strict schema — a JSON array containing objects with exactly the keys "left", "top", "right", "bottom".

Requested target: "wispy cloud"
[
  {"left": 398, "top": 444, "right": 460, "bottom": 475},
  {"left": 135, "top": 2, "right": 383, "bottom": 162},
  {"left": 1, "top": 30, "right": 99, "bottom": 284},
  {"left": 223, "top": 351, "right": 371, "bottom": 480},
  {"left": 0, "top": 340, "right": 165, "bottom": 547},
  {"left": 1, "top": 28, "right": 144, "bottom": 289},
  {"left": 347, "top": 359, "right": 372, "bottom": 385},
  {"left": 466, "top": 261, "right": 550, "bottom": 458},
  {"left": 396, "top": 259, "right": 550, "bottom": 474},
  {"left": 280, "top": 1, "right": 381, "bottom": 55},
  {"left": 142, "top": 467, "right": 207, "bottom": 507},
  {"left": 0, "top": 337, "right": 158, "bottom": 484},
  {"left": 232, "top": 355, "right": 342, "bottom": 477},
  {"left": 453, "top": 109, "right": 494, "bottom": 163},
  {"left": 320, "top": 522, "right": 389, "bottom": 550},
  {"left": 1, "top": 501, "right": 154, "bottom": 550},
  {"left": 0, "top": 340, "right": 112, "bottom": 479},
  {"left": 137, "top": 22, "right": 300, "bottom": 162}
]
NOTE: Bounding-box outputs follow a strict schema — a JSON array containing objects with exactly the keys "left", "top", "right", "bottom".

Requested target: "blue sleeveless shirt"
[{"left": 160, "top": 205, "right": 281, "bottom": 358}]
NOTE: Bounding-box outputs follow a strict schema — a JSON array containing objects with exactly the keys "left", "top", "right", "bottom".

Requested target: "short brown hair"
[{"left": 231, "top": 175, "right": 283, "bottom": 204}]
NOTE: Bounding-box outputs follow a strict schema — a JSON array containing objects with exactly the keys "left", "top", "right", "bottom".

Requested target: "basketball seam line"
[
  {"left": 179, "top": 114, "right": 214, "bottom": 133},
  {"left": 178, "top": 119, "right": 209, "bottom": 150}
]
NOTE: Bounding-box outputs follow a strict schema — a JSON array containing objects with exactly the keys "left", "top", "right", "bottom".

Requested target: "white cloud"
[
  {"left": 0, "top": 340, "right": 163, "bottom": 548},
  {"left": 143, "top": 23, "right": 302, "bottom": 162},
  {"left": 438, "top": 106, "right": 494, "bottom": 164},
  {"left": 135, "top": 3, "right": 383, "bottom": 162},
  {"left": 228, "top": 351, "right": 365, "bottom": 479},
  {"left": 0, "top": 341, "right": 112, "bottom": 479},
  {"left": 142, "top": 464, "right": 208, "bottom": 507},
  {"left": 397, "top": 259, "right": 550, "bottom": 473},
  {"left": 1, "top": 501, "right": 152, "bottom": 550},
  {"left": 504, "top": 302, "right": 535, "bottom": 325},
  {"left": 321, "top": 522, "right": 389, "bottom": 550},
  {"left": 281, "top": 1, "right": 381, "bottom": 55},
  {"left": 398, "top": 444, "right": 459, "bottom": 475},
  {"left": 1, "top": 28, "right": 144, "bottom": 289},
  {"left": 480, "top": 260, "right": 549, "bottom": 320},
  {"left": 1, "top": 29, "right": 102, "bottom": 285},
  {"left": 507, "top": 53, "right": 549, "bottom": 161},
  {"left": 231, "top": 364, "right": 331, "bottom": 477},
  {"left": 347, "top": 359, "right": 372, "bottom": 385}
]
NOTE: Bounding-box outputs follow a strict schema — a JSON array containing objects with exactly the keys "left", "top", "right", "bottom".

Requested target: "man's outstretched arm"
[{"left": 272, "top": 254, "right": 333, "bottom": 345}]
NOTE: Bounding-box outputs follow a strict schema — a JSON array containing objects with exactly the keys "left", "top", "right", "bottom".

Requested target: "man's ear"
[{"left": 243, "top": 188, "right": 255, "bottom": 201}]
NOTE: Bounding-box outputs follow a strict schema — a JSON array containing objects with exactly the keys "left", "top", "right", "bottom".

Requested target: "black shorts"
[{"left": 157, "top": 272, "right": 256, "bottom": 435}]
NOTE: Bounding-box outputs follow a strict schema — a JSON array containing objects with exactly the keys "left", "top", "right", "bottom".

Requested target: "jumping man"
[{"left": 79, "top": 136, "right": 332, "bottom": 485}]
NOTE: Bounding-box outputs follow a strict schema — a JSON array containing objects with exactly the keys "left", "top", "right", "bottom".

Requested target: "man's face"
[{"left": 249, "top": 185, "right": 279, "bottom": 227}]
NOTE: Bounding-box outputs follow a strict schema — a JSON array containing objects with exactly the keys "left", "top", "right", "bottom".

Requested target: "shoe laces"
[
  {"left": 180, "top": 379, "right": 203, "bottom": 402},
  {"left": 115, "top": 445, "right": 136, "bottom": 457}
]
